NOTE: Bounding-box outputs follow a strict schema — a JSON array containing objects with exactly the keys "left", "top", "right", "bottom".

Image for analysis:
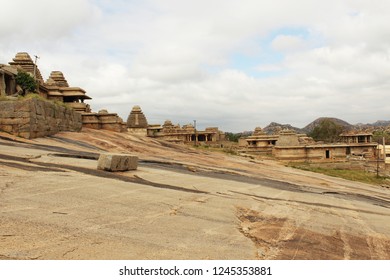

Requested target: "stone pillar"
[
  {"left": 9, "top": 77, "right": 16, "bottom": 96},
  {"left": 0, "top": 71, "right": 5, "bottom": 96}
]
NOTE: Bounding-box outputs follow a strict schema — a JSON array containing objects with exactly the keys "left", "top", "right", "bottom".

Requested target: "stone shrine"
[{"left": 126, "top": 105, "right": 148, "bottom": 135}]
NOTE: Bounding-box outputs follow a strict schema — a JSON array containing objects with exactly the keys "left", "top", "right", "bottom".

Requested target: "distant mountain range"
[{"left": 260, "top": 117, "right": 390, "bottom": 135}]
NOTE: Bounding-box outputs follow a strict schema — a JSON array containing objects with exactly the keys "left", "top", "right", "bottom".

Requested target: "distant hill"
[
  {"left": 302, "top": 117, "right": 352, "bottom": 134},
  {"left": 354, "top": 120, "right": 390, "bottom": 129},
  {"left": 371, "top": 120, "right": 390, "bottom": 127},
  {"left": 263, "top": 122, "right": 305, "bottom": 135}
]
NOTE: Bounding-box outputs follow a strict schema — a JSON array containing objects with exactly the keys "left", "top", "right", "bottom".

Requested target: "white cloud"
[
  {"left": 271, "top": 35, "right": 307, "bottom": 53},
  {"left": 1, "top": 0, "right": 390, "bottom": 132},
  {"left": 0, "top": 0, "right": 98, "bottom": 40}
]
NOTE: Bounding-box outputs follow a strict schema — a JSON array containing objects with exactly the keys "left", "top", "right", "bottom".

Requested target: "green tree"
[
  {"left": 15, "top": 71, "right": 38, "bottom": 95},
  {"left": 372, "top": 130, "right": 390, "bottom": 144},
  {"left": 308, "top": 119, "right": 344, "bottom": 143},
  {"left": 225, "top": 132, "right": 242, "bottom": 142}
]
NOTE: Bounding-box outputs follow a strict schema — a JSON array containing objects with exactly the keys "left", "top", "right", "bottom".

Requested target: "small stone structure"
[
  {"left": 0, "top": 64, "right": 18, "bottom": 96},
  {"left": 272, "top": 130, "right": 377, "bottom": 162},
  {"left": 82, "top": 109, "right": 126, "bottom": 132},
  {"left": 44, "top": 71, "right": 92, "bottom": 112},
  {"left": 146, "top": 120, "right": 225, "bottom": 145},
  {"left": 239, "top": 127, "right": 377, "bottom": 162},
  {"left": 97, "top": 153, "right": 138, "bottom": 172},
  {"left": 0, "top": 98, "right": 82, "bottom": 139},
  {"left": 126, "top": 105, "right": 148, "bottom": 135},
  {"left": 9, "top": 52, "right": 44, "bottom": 82},
  {"left": 340, "top": 132, "right": 373, "bottom": 144},
  {"left": 239, "top": 127, "right": 279, "bottom": 154},
  {"left": 239, "top": 127, "right": 311, "bottom": 155}
]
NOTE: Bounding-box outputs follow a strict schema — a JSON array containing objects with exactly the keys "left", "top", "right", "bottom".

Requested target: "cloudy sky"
[{"left": 1, "top": 0, "right": 390, "bottom": 132}]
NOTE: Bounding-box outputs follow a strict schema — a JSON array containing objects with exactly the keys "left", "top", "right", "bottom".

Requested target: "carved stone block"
[{"left": 97, "top": 153, "right": 138, "bottom": 172}]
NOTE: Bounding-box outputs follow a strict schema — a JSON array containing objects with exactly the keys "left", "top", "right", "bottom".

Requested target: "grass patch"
[
  {"left": 0, "top": 96, "right": 11, "bottom": 101},
  {"left": 19, "top": 94, "right": 71, "bottom": 109},
  {"left": 53, "top": 100, "right": 71, "bottom": 109},
  {"left": 289, "top": 163, "right": 388, "bottom": 185},
  {"left": 19, "top": 93, "right": 46, "bottom": 101}
]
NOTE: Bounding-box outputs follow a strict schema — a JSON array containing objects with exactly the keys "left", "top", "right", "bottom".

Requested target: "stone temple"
[
  {"left": 1, "top": 52, "right": 126, "bottom": 134},
  {"left": 239, "top": 127, "right": 377, "bottom": 162},
  {"left": 126, "top": 105, "right": 148, "bottom": 131},
  {"left": 1, "top": 52, "right": 91, "bottom": 113}
]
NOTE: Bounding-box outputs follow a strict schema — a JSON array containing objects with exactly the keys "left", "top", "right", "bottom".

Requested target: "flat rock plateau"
[{"left": 1, "top": 128, "right": 389, "bottom": 260}]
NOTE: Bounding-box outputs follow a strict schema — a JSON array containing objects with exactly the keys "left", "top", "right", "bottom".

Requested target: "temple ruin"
[
  {"left": 238, "top": 127, "right": 279, "bottom": 154},
  {"left": 126, "top": 105, "right": 148, "bottom": 135},
  {"left": 123, "top": 105, "right": 225, "bottom": 145},
  {"left": 82, "top": 109, "right": 126, "bottom": 132},
  {"left": 3, "top": 52, "right": 377, "bottom": 159},
  {"left": 145, "top": 120, "right": 225, "bottom": 145},
  {"left": 240, "top": 127, "right": 377, "bottom": 162},
  {"left": 0, "top": 52, "right": 126, "bottom": 136},
  {"left": 1, "top": 53, "right": 92, "bottom": 112},
  {"left": 0, "top": 64, "right": 18, "bottom": 96}
]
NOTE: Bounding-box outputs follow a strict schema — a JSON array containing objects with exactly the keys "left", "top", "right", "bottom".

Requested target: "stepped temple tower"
[
  {"left": 126, "top": 105, "right": 148, "bottom": 135},
  {"left": 9, "top": 52, "right": 44, "bottom": 82},
  {"left": 127, "top": 105, "right": 148, "bottom": 128}
]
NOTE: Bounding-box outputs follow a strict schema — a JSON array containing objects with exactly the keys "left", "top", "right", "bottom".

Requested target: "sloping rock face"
[{"left": 0, "top": 98, "right": 82, "bottom": 139}]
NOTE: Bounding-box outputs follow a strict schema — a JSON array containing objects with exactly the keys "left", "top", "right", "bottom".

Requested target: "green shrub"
[{"left": 15, "top": 71, "right": 38, "bottom": 95}]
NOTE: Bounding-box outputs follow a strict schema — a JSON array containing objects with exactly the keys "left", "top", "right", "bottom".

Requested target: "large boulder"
[{"left": 97, "top": 153, "right": 138, "bottom": 172}]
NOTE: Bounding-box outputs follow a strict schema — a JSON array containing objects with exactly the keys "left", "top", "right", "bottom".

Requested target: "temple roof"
[
  {"left": 9, "top": 52, "right": 44, "bottom": 82},
  {"left": 61, "top": 88, "right": 91, "bottom": 99},
  {"left": 47, "top": 71, "right": 69, "bottom": 87},
  {"left": 253, "top": 127, "right": 266, "bottom": 135},
  {"left": 126, "top": 105, "right": 148, "bottom": 128},
  {"left": 131, "top": 105, "right": 142, "bottom": 112},
  {"left": 44, "top": 70, "right": 91, "bottom": 100}
]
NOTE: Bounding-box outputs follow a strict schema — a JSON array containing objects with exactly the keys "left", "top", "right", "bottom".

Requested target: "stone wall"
[
  {"left": 272, "top": 146, "right": 307, "bottom": 161},
  {"left": 273, "top": 144, "right": 376, "bottom": 163},
  {"left": 0, "top": 98, "right": 82, "bottom": 139},
  {"left": 127, "top": 127, "right": 147, "bottom": 136},
  {"left": 81, "top": 111, "right": 126, "bottom": 132}
]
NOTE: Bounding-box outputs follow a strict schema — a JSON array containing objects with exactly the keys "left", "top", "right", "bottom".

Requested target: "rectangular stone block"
[
  {"left": 18, "top": 131, "right": 31, "bottom": 139},
  {"left": 14, "top": 100, "right": 32, "bottom": 112},
  {"left": 97, "top": 153, "right": 138, "bottom": 172},
  {"left": 0, "top": 124, "right": 13, "bottom": 133}
]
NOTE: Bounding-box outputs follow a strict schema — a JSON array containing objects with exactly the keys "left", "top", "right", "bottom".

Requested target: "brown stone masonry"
[{"left": 0, "top": 98, "right": 82, "bottom": 139}]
